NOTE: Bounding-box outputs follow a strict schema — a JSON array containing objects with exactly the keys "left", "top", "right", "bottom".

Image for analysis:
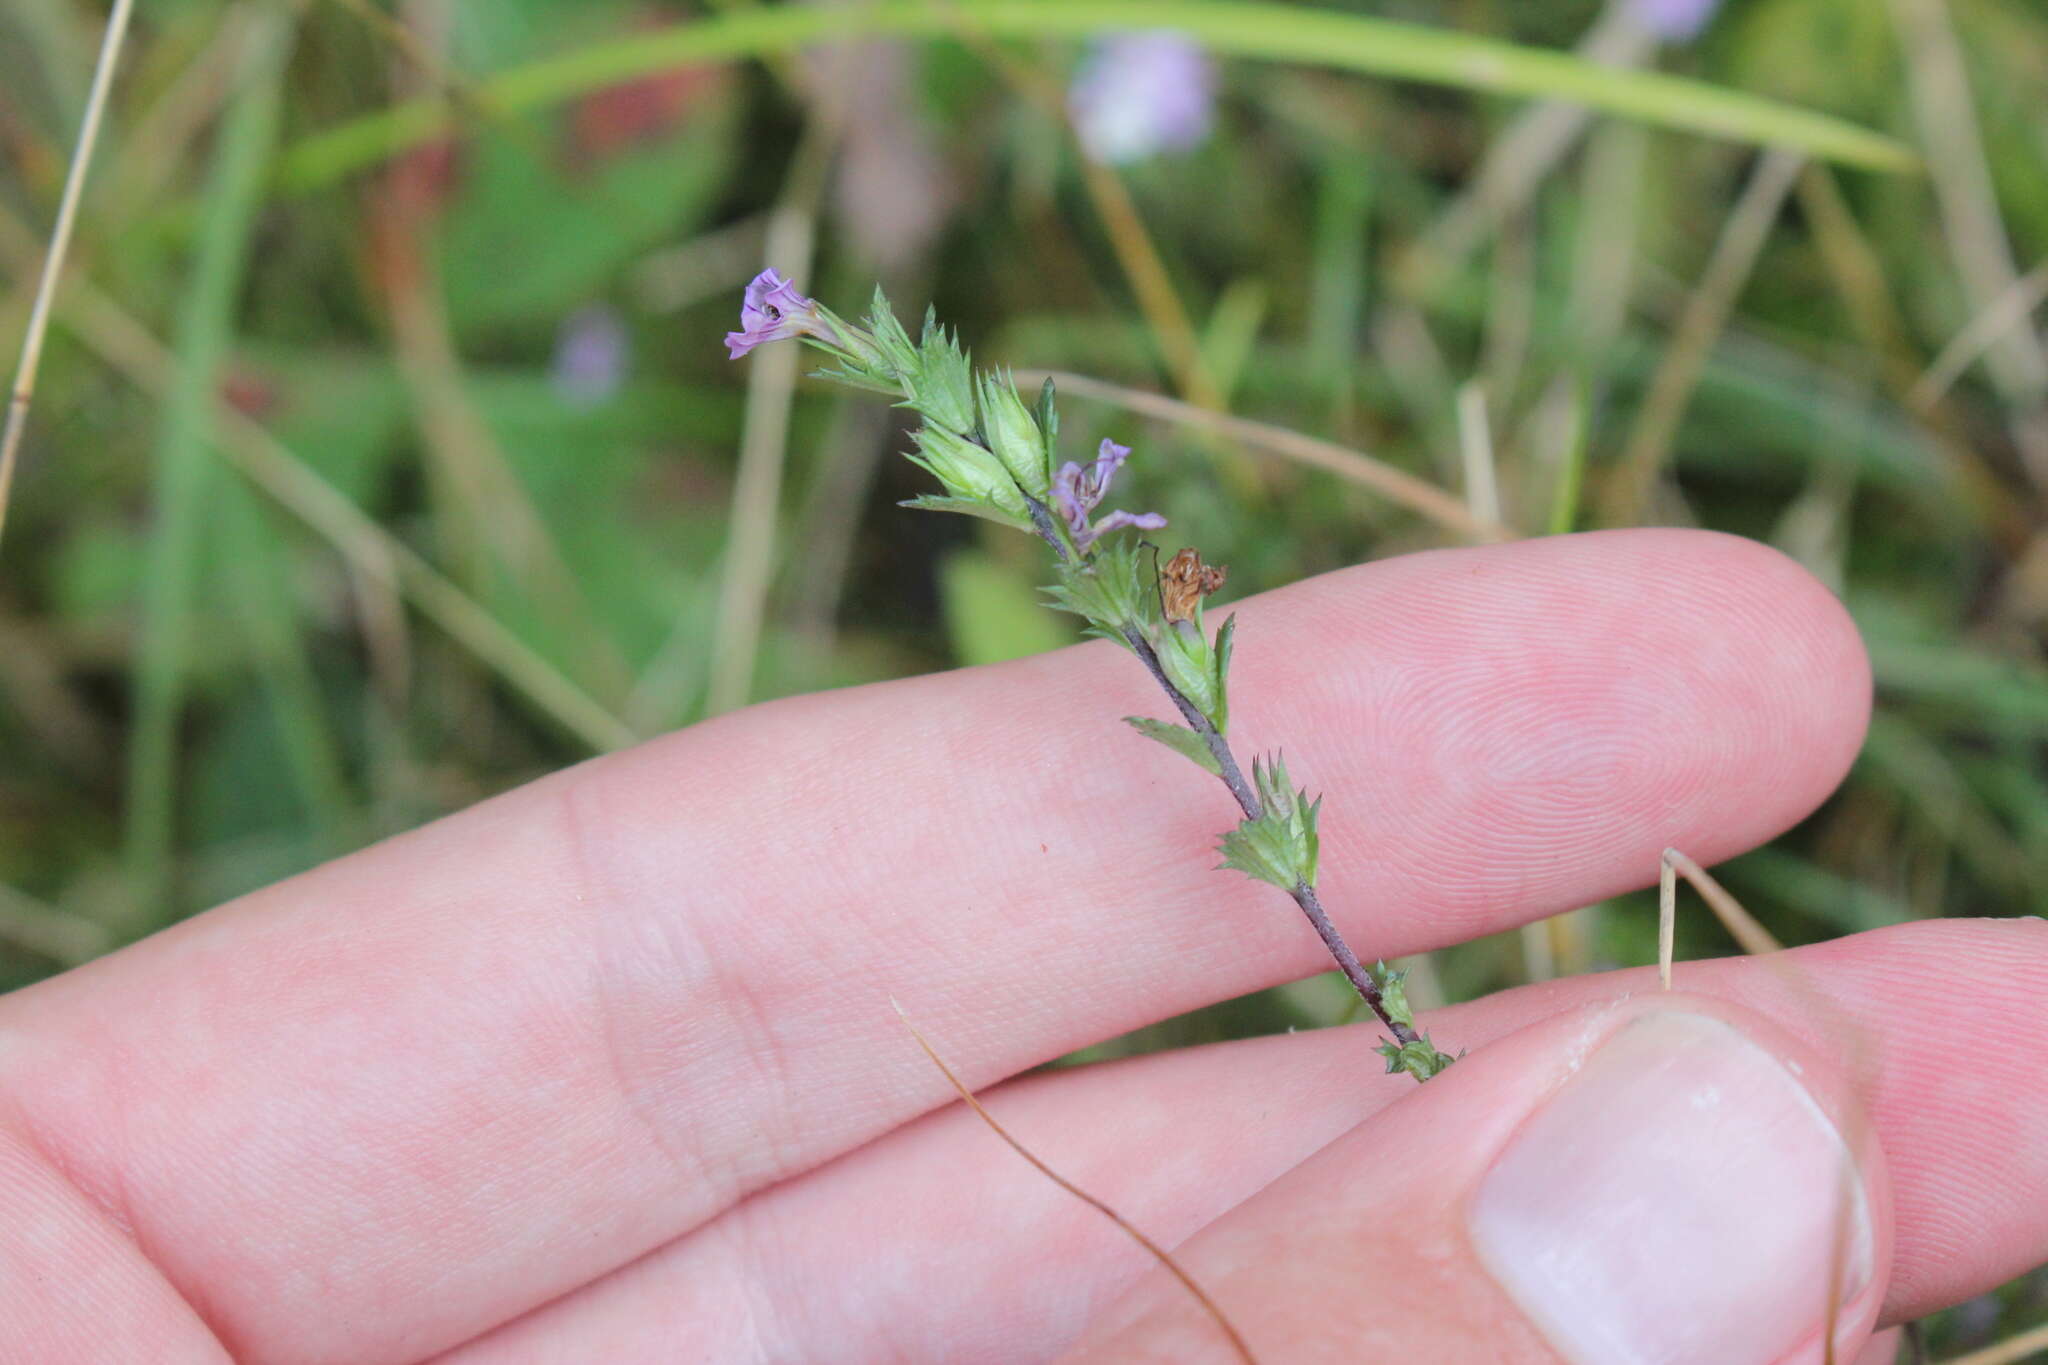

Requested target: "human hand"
[{"left": 3, "top": 529, "right": 2042, "bottom": 1364}]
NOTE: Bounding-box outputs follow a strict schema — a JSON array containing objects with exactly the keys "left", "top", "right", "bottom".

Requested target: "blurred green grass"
[{"left": 4, "top": 0, "right": 2048, "bottom": 1353}]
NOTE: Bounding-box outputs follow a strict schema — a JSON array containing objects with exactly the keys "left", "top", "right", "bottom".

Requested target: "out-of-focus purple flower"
[
  {"left": 552, "top": 305, "right": 629, "bottom": 407},
  {"left": 724, "top": 269, "right": 841, "bottom": 359},
  {"left": 1053, "top": 438, "right": 1167, "bottom": 550},
  {"left": 1633, "top": 0, "right": 1722, "bottom": 43},
  {"left": 1067, "top": 32, "right": 1215, "bottom": 165}
]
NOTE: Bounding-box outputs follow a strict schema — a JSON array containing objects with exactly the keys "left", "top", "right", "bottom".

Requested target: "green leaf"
[
  {"left": 905, "top": 424, "right": 1030, "bottom": 520},
  {"left": 916, "top": 311, "right": 976, "bottom": 436},
  {"left": 281, "top": 0, "right": 1918, "bottom": 192},
  {"left": 976, "top": 369, "right": 1048, "bottom": 494},
  {"left": 864, "top": 287, "right": 920, "bottom": 381},
  {"left": 1216, "top": 753, "right": 1323, "bottom": 890},
  {"left": 1377, "top": 1036, "right": 1459, "bottom": 1082},
  {"left": 1043, "top": 542, "right": 1148, "bottom": 638},
  {"left": 898, "top": 494, "right": 1033, "bottom": 532},
  {"left": 1035, "top": 376, "right": 1060, "bottom": 470},
  {"left": 809, "top": 363, "right": 906, "bottom": 396},
  {"left": 1366, "top": 960, "right": 1415, "bottom": 1029},
  {"left": 1212, "top": 613, "right": 1236, "bottom": 733},
  {"left": 1157, "top": 620, "right": 1224, "bottom": 727},
  {"left": 1123, "top": 716, "right": 1223, "bottom": 775}
]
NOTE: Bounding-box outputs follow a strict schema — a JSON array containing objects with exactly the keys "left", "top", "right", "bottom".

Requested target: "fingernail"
[{"left": 1469, "top": 1010, "right": 1873, "bottom": 1365}]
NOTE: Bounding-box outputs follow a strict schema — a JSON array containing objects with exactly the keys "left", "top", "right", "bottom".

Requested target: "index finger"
[{"left": 0, "top": 528, "right": 1869, "bottom": 1364}]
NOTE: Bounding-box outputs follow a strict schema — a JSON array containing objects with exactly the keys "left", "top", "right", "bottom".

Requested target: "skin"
[{"left": 0, "top": 528, "right": 2040, "bottom": 1363}]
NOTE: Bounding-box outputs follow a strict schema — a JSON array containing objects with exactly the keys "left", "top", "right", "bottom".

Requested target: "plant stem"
[
  {"left": 1118, "top": 623, "right": 1262, "bottom": 818},
  {"left": 1290, "top": 881, "right": 1420, "bottom": 1047},
  {"left": 1015, "top": 491, "right": 1415, "bottom": 1045}
]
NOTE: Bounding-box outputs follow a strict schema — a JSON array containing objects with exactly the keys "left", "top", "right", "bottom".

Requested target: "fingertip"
[{"left": 1672, "top": 527, "right": 1873, "bottom": 790}]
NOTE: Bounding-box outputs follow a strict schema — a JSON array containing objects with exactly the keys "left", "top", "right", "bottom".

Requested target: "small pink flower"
[
  {"left": 1634, "top": 0, "right": 1721, "bottom": 42},
  {"left": 724, "top": 269, "right": 841, "bottom": 359},
  {"left": 1068, "top": 32, "right": 1215, "bottom": 165},
  {"left": 1053, "top": 438, "right": 1167, "bottom": 549},
  {"left": 553, "top": 305, "right": 629, "bottom": 406}
]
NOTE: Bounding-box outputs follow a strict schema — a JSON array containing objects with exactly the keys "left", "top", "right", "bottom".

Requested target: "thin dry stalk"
[
  {"left": 1914, "top": 255, "right": 2048, "bottom": 409},
  {"left": 1605, "top": 148, "right": 1805, "bottom": 524},
  {"left": 1888, "top": 0, "right": 2048, "bottom": 486},
  {"left": 0, "top": 0, "right": 137, "bottom": 552},
  {"left": 1657, "top": 846, "right": 1784, "bottom": 989},
  {"left": 891, "top": 998, "right": 1259, "bottom": 1365},
  {"left": 1889, "top": 0, "right": 2048, "bottom": 399},
  {"left": 704, "top": 127, "right": 832, "bottom": 716},
  {"left": 1456, "top": 381, "right": 1503, "bottom": 528},
  {"left": 1794, "top": 165, "right": 2021, "bottom": 544},
  {"left": 1013, "top": 368, "right": 1509, "bottom": 543}
]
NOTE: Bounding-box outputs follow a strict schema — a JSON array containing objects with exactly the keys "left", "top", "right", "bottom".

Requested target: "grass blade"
[
  {"left": 277, "top": 0, "right": 1917, "bottom": 191},
  {"left": 126, "top": 10, "right": 295, "bottom": 917},
  {"left": 217, "top": 485, "right": 354, "bottom": 850}
]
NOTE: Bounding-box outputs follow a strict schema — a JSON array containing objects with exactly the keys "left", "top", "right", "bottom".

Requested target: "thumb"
[{"left": 1060, "top": 995, "right": 1892, "bottom": 1364}]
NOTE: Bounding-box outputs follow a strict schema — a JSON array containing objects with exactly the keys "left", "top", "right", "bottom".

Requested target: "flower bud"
[
  {"left": 977, "top": 372, "right": 1049, "bottom": 495},
  {"left": 908, "top": 424, "right": 1030, "bottom": 521}
]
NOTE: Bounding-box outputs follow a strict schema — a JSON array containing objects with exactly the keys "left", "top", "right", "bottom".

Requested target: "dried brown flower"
[{"left": 1159, "top": 547, "right": 1226, "bottom": 623}]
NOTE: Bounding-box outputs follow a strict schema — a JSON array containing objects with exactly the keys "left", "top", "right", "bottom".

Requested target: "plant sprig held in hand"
[{"left": 726, "top": 270, "right": 1455, "bottom": 1080}]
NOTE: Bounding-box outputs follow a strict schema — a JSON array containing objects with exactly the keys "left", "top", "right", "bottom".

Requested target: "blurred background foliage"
[{"left": 4, "top": 0, "right": 2048, "bottom": 1354}]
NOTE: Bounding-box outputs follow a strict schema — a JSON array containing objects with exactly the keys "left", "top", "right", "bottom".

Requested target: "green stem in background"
[
  {"left": 125, "top": 10, "right": 296, "bottom": 920},
  {"left": 217, "top": 484, "right": 354, "bottom": 852},
  {"left": 278, "top": 0, "right": 1916, "bottom": 192}
]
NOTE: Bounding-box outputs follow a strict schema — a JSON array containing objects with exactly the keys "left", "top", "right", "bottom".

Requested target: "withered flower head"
[{"left": 1159, "top": 546, "right": 1227, "bottom": 623}]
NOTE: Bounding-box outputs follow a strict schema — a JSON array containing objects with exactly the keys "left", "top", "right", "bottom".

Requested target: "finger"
[
  {"left": 438, "top": 919, "right": 2043, "bottom": 1362},
  {"left": 0, "top": 530, "right": 1868, "bottom": 1364},
  {"left": 1064, "top": 994, "right": 1891, "bottom": 1364}
]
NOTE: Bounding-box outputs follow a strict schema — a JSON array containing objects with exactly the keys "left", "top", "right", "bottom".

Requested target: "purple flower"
[
  {"left": 724, "top": 269, "right": 840, "bottom": 359},
  {"left": 1067, "top": 32, "right": 1215, "bottom": 165},
  {"left": 1633, "top": 0, "right": 1722, "bottom": 43},
  {"left": 552, "top": 305, "right": 629, "bottom": 406},
  {"left": 1053, "top": 438, "right": 1167, "bottom": 550}
]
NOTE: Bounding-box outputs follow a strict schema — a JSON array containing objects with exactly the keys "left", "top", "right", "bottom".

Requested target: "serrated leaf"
[
  {"left": 1377, "top": 1035, "right": 1458, "bottom": 1082},
  {"left": 1212, "top": 613, "right": 1236, "bottom": 733},
  {"left": 1044, "top": 541, "right": 1148, "bottom": 632},
  {"left": 1367, "top": 959, "right": 1415, "bottom": 1028},
  {"left": 1124, "top": 715, "right": 1222, "bottom": 774},
  {"left": 898, "top": 495, "right": 1032, "bottom": 531},
  {"left": 865, "top": 287, "right": 920, "bottom": 379},
  {"left": 914, "top": 312, "right": 975, "bottom": 434},
  {"left": 810, "top": 364, "right": 905, "bottom": 396},
  {"left": 1036, "top": 376, "right": 1059, "bottom": 465},
  {"left": 1218, "top": 753, "right": 1324, "bottom": 889}
]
